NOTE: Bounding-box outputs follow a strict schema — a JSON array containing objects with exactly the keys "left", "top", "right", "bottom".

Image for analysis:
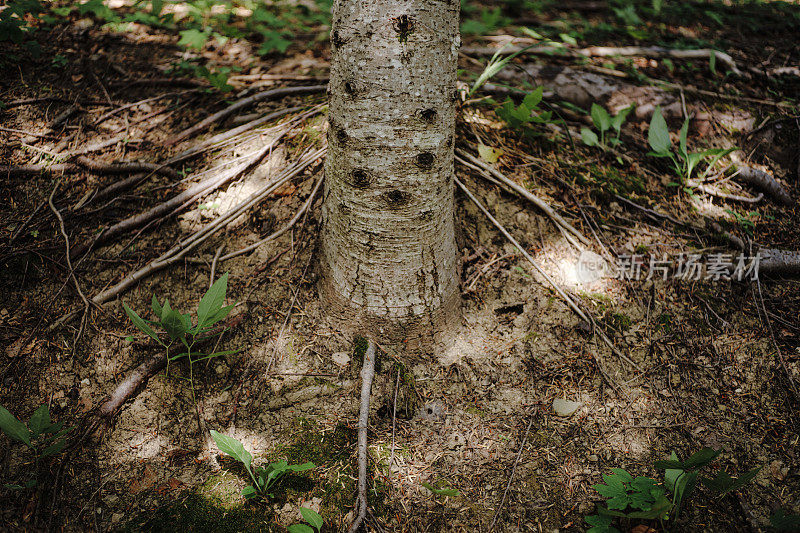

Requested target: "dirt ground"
[{"left": 1, "top": 1, "right": 799, "bottom": 532}]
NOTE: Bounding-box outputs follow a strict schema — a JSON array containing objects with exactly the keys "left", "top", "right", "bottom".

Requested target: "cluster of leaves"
[
  {"left": 123, "top": 273, "right": 236, "bottom": 380},
  {"left": 581, "top": 103, "right": 634, "bottom": 151},
  {"left": 647, "top": 107, "right": 735, "bottom": 187},
  {"left": 495, "top": 87, "right": 560, "bottom": 138},
  {"left": 586, "top": 448, "right": 761, "bottom": 533},
  {"left": 460, "top": 5, "right": 511, "bottom": 36},
  {"left": 0, "top": 404, "right": 73, "bottom": 490},
  {"left": 209, "top": 430, "right": 322, "bottom": 532}
]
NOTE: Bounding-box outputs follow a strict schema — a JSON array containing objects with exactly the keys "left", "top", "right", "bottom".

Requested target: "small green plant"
[
  {"left": 123, "top": 273, "right": 237, "bottom": 397},
  {"left": 0, "top": 403, "right": 73, "bottom": 490},
  {"left": 770, "top": 509, "right": 800, "bottom": 532},
  {"left": 209, "top": 430, "right": 315, "bottom": 500},
  {"left": 469, "top": 43, "right": 539, "bottom": 96},
  {"left": 288, "top": 507, "right": 324, "bottom": 533},
  {"left": 581, "top": 103, "right": 634, "bottom": 151},
  {"left": 647, "top": 107, "right": 735, "bottom": 186},
  {"left": 495, "top": 87, "right": 560, "bottom": 138},
  {"left": 586, "top": 448, "right": 760, "bottom": 532},
  {"left": 422, "top": 482, "right": 460, "bottom": 498},
  {"left": 460, "top": 6, "right": 511, "bottom": 36}
]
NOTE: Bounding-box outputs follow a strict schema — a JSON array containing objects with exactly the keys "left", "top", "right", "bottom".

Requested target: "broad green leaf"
[
  {"left": 422, "top": 482, "right": 460, "bottom": 497},
  {"left": 242, "top": 485, "right": 258, "bottom": 499},
  {"left": 770, "top": 509, "right": 800, "bottom": 531},
  {"left": 585, "top": 514, "right": 613, "bottom": 527},
  {"left": 684, "top": 448, "right": 721, "bottom": 470},
  {"left": 28, "top": 405, "right": 50, "bottom": 438},
  {"left": 685, "top": 152, "right": 705, "bottom": 181},
  {"left": 701, "top": 467, "right": 760, "bottom": 495},
  {"left": 151, "top": 295, "right": 163, "bottom": 319},
  {"left": 648, "top": 107, "right": 671, "bottom": 154},
  {"left": 210, "top": 430, "right": 252, "bottom": 471},
  {"left": 300, "top": 507, "right": 323, "bottom": 531},
  {"left": 0, "top": 404, "right": 31, "bottom": 446},
  {"left": 581, "top": 127, "right": 599, "bottom": 147},
  {"left": 287, "top": 525, "right": 314, "bottom": 533},
  {"left": 197, "top": 273, "right": 228, "bottom": 331},
  {"left": 627, "top": 495, "right": 673, "bottom": 519},
  {"left": 41, "top": 438, "right": 66, "bottom": 457},
  {"left": 41, "top": 421, "right": 64, "bottom": 435},
  {"left": 672, "top": 471, "right": 698, "bottom": 517},
  {"left": 178, "top": 28, "right": 209, "bottom": 50},
  {"left": 287, "top": 462, "right": 316, "bottom": 472},
  {"left": 522, "top": 87, "right": 544, "bottom": 109},
  {"left": 477, "top": 144, "right": 503, "bottom": 164},
  {"left": 591, "top": 103, "right": 611, "bottom": 132},
  {"left": 678, "top": 116, "right": 690, "bottom": 160},
  {"left": 608, "top": 468, "right": 633, "bottom": 483},
  {"left": 160, "top": 301, "right": 187, "bottom": 341},
  {"left": 123, "top": 303, "right": 161, "bottom": 344},
  {"left": 610, "top": 105, "right": 634, "bottom": 133}
]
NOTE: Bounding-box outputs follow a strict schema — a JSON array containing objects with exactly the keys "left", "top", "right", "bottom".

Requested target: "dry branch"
[
  {"left": 0, "top": 157, "right": 178, "bottom": 179},
  {"left": 166, "top": 85, "right": 326, "bottom": 145},
  {"left": 461, "top": 44, "right": 742, "bottom": 76},
  {"left": 347, "top": 339, "right": 376, "bottom": 533}
]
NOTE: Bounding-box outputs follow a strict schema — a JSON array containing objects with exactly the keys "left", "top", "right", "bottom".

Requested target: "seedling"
[
  {"left": 647, "top": 107, "right": 735, "bottom": 186},
  {"left": 581, "top": 103, "right": 634, "bottom": 151},
  {"left": 586, "top": 448, "right": 760, "bottom": 532},
  {"left": 495, "top": 87, "right": 561, "bottom": 139},
  {"left": 0, "top": 403, "right": 73, "bottom": 490},
  {"left": 422, "top": 482, "right": 460, "bottom": 498},
  {"left": 123, "top": 273, "right": 237, "bottom": 401},
  {"left": 209, "top": 430, "right": 315, "bottom": 500},
  {"left": 288, "top": 507, "right": 324, "bottom": 533}
]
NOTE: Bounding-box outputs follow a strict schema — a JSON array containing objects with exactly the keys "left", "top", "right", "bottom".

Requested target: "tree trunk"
[{"left": 319, "top": 0, "right": 461, "bottom": 350}]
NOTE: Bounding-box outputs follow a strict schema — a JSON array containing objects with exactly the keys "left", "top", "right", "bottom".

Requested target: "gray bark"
[{"left": 319, "top": 0, "right": 461, "bottom": 348}]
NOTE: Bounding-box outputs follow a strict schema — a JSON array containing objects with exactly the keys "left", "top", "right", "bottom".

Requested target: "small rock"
[
  {"left": 80, "top": 378, "right": 90, "bottom": 387},
  {"left": 588, "top": 454, "right": 599, "bottom": 462},
  {"left": 332, "top": 352, "right": 350, "bottom": 367},
  {"left": 111, "top": 513, "right": 123, "bottom": 525},
  {"left": 552, "top": 398, "right": 582, "bottom": 417}
]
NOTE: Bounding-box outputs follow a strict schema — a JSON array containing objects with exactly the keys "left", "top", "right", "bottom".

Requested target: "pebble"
[
  {"left": 332, "top": 352, "right": 350, "bottom": 367},
  {"left": 552, "top": 398, "right": 582, "bottom": 417}
]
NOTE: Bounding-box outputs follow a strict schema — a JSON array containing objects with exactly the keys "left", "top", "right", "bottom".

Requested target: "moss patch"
[{"left": 119, "top": 493, "right": 275, "bottom": 533}]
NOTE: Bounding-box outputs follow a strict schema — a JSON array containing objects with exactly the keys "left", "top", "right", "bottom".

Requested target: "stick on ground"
[{"left": 348, "top": 339, "right": 376, "bottom": 533}]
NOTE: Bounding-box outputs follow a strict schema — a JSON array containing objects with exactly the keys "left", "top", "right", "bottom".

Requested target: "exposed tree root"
[
  {"left": 98, "top": 352, "right": 166, "bottom": 417},
  {"left": 0, "top": 156, "right": 178, "bottom": 178},
  {"left": 759, "top": 249, "right": 800, "bottom": 276},
  {"left": 86, "top": 146, "right": 325, "bottom": 306},
  {"left": 71, "top": 129, "right": 290, "bottom": 259},
  {"left": 166, "top": 85, "right": 326, "bottom": 145},
  {"left": 347, "top": 339, "right": 376, "bottom": 533},
  {"left": 734, "top": 165, "right": 793, "bottom": 206}
]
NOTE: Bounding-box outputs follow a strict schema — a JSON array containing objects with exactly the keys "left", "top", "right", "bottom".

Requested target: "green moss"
[
  {"left": 119, "top": 493, "right": 275, "bottom": 533},
  {"left": 197, "top": 471, "right": 246, "bottom": 509}
]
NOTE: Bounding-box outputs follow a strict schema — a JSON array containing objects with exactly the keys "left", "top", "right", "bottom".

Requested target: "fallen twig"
[
  {"left": 488, "top": 415, "right": 534, "bottom": 532},
  {"left": 166, "top": 85, "right": 326, "bottom": 145},
  {"left": 0, "top": 157, "right": 178, "bottom": 178},
  {"left": 347, "top": 339, "right": 376, "bottom": 533}
]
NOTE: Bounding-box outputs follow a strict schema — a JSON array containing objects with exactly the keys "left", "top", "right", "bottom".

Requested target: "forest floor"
[{"left": 1, "top": 0, "right": 800, "bottom": 532}]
